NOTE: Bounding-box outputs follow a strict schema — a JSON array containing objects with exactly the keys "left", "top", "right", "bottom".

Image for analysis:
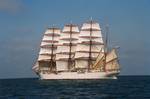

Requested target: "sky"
[{"left": 0, "top": 0, "right": 150, "bottom": 79}]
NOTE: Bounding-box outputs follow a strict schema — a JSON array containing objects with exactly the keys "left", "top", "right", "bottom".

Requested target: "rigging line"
[
  {"left": 95, "top": 47, "right": 103, "bottom": 59},
  {"left": 92, "top": 47, "right": 103, "bottom": 68}
]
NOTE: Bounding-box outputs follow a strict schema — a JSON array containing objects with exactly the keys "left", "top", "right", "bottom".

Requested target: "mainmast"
[{"left": 56, "top": 24, "right": 79, "bottom": 72}]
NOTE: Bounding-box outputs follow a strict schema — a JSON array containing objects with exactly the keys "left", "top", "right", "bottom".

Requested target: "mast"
[
  {"left": 75, "top": 20, "right": 104, "bottom": 71},
  {"left": 37, "top": 27, "right": 60, "bottom": 72},
  {"left": 88, "top": 20, "right": 92, "bottom": 71},
  {"left": 92, "top": 23, "right": 120, "bottom": 72},
  {"left": 50, "top": 27, "right": 55, "bottom": 71},
  {"left": 104, "top": 24, "right": 109, "bottom": 72},
  {"left": 68, "top": 24, "right": 73, "bottom": 71},
  {"left": 104, "top": 24, "right": 120, "bottom": 72}
]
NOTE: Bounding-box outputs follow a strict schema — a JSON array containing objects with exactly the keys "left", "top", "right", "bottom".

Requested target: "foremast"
[{"left": 35, "top": 27, "right": 60, "bottom": 73}]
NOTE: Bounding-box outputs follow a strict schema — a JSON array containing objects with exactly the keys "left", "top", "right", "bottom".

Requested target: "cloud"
[{"left": 0, "top": 0, "right": 23, "bottom": 13}]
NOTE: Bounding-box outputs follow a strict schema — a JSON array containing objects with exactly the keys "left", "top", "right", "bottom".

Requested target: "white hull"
[{"left": 39, "top": 71, "right": 119, "bottom": 80}]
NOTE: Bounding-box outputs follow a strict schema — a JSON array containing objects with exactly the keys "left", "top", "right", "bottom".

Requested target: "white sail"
[
  {"left": 56, "top": 53, "right": 75, "bottom": 60},
  {"left": 106, "top": 60, "right": 119, "bottom": 71},
  {"left": 45, "top": 28, "right": 60, "bottom": 35},
  {"left": 82, "top": 22, "right": 100, "bottom": 30},
  {"left": 60, "top": 33, "right": 78, "bottom": 40},
  {"left": 59, "top": 40, "right": 78, "bottom": 45},
  {"left": 79, "top": 31, "right": 102, "bottom": 38},
  {"left": 42, "top": 35, "right": 59, "bottom": 43},
  {"left": 75, "top": 52, "right": 99, "bottom": 59},
  {"left": 41, "top": 42, "right": 58, "bottom": 47},
  {"left": 75, "top": 60, "right": 88, "bottom": 68},
  {"left": 39, "top": 48, "right": 57, "bottom": 55},
  {"left": 57, "top": 45, "right": 77, "bottom": 53},
  {"left": 59, "top": 27, "right": 79, "bottom": 45},
  {"left": 63, "top": 25, "right": 79, "bottom": 33},
  {"left": 106, "top": 49, "right": 118, "bottom": 63},
  {"left": 92, "top": 52, "right": 105, "bottom": 70},
  {"left": 56, "top": 60, "right": 68, "bottom": 71},
  {"left": 75, "top": 21, "right": 104, "bottom": 69},
  {"left": 38, "top": 54, "right": 51, "bottom": 61},
  {"left": 56, "top": 24, "right": 79, "bottom": 71},
  {"left": 76, "top": 44, "right": 104, "bottom": 52},
  {"left": 106, "top": 49, "right": 120, "bottom": 71}
]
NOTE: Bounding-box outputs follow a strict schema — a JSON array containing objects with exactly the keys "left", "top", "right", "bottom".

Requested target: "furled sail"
[
  {"left": 75, "top": 21, "right": 104, "bottom": 70},
  {"left": 56, "top": 24, "right": 79, "bottom": 71},
  {"left": 35, "top": 27, "right": 60, "bottom": 71},
  {"left": 105, "top": 48, "right": 120, "bottom": 71}
]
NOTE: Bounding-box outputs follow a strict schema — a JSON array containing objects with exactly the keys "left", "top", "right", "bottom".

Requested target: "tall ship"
[{"left": 33, "top": 19, "right": 120, "bottom": 79}]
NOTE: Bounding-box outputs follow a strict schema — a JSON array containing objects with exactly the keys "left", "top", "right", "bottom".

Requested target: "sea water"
[{"left": 0, "top": 76, "right": 150, "bottom": 99}]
